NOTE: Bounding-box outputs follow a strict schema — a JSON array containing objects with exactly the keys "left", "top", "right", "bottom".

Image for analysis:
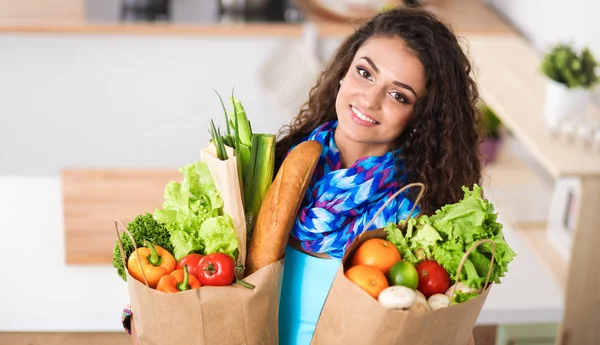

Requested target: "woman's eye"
[
  {"left": 356, "top": 66, "right": 372, "bottom": 80},
  {"left": 391, "top": 92, "right": 408, "bottom": 104}
]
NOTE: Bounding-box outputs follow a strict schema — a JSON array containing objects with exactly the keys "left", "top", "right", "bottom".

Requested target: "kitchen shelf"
[
  {"left": 466, "top": 34, "right": 600, "bottom": 345},
  {"left": 0, "top": 0, "right": 515, "bottom": 37},
  {"left": 465, "top": 35, "right": 600, "bottom": 178}
]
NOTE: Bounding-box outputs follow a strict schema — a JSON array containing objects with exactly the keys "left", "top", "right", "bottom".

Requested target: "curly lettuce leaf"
[
  {"left": 451, "top": 290, "right": 480, "bottom": 305},
  {"left": 386, "top": 184, "right": 516, "bottom": 292},
  {"left": 408, "top": 222, "right": 443, "bottom": 259},
  {"left": 153, "top": 161, "right": 238, "bottom": 261},
  {"left": 384, "top": 223, "right": 418, "bottom": 264},
  {"left": 198, "top": 215, "right": 239, "bottom": 260},
  {"left": 170, "top": 230, "right": 203, "bottom": 260}
]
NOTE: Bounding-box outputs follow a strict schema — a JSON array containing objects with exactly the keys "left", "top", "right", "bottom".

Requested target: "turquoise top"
[{"left": 278, "top": 245, "right": 342, "bottom": 345}]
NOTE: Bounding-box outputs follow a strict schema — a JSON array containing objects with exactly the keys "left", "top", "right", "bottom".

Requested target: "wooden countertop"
[
  {"left": 1, "top": 20, "right": 352, "bottom": 37},
  {"left": 0, "top": 0, "right": 516, "bottom": 37}
]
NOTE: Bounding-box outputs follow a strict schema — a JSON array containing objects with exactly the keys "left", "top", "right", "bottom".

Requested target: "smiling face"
[{"left": 334, "top": 36, "right": 426, "bottom": 158}]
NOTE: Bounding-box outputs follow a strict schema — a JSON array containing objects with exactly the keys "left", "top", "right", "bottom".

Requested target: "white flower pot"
[{"left": 543, "top": 78, "right": 591, "bottom": 127}]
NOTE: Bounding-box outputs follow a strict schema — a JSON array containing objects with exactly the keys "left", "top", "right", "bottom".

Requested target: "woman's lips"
[{"left": 349, "top": 105, "right": 379, "bottom": 127}]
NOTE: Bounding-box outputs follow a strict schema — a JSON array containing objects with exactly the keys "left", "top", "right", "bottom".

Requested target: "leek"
[
  {"left": 228, "top": 96, "right": 252, "bottom": 185},
  {"left": 212, "top": 90, "right": 276, "bottom": 234},
  {"left": 243, "top": 133, "right": 276, "bottom": 232}
]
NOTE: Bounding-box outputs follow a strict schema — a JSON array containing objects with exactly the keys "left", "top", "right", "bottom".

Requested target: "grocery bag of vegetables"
[
  {"left": 311, "top": 183, "right": 516, "bottom": 345},
  {"left": 112, "top": 93, "right": 322, "bottom": 345}
]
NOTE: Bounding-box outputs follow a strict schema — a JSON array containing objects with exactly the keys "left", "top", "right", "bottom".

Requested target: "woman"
[
  {"left": 123, "top": 6, "right": 483, "bottom": 345},
  {"left": 274, "top": 6, "right": 482, "bottom": 345}
]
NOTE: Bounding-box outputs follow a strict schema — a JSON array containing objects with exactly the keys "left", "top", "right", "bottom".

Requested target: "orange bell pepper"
[
  {"left": 157, "top": 264, "right": 202, "bottom": 293},
  {"left": 127, "top": 241, "right": 176, "bottom": 288}
]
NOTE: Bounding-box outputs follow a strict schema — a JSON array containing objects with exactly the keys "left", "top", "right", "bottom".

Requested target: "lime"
[{"left": 386, "top": 260, "right": 419, "bottom": 290}]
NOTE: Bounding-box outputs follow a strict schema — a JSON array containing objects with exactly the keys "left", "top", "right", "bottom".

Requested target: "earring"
[{"left": 339, "top": 79, "right": 344, "bottom": 85}]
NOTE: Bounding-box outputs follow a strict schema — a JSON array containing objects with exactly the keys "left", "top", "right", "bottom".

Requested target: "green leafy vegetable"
[
  {"left": 451, "top": 290, "right": 480, "bottom": 305},
  {"left": 385, "top": 184, "right": 516, "bottom": 303},
  {"left": 153, "top": 161, "right": 239, "bottom": 261},
  {"left": 112, "top": 213, "right": 173, "bottom": 281},
  {"left": 198, "top": 215, "right": 239, "bottom": 258}
]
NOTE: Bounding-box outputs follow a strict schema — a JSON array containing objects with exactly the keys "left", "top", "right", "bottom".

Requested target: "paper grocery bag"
[
  {"left": 116, "top": 220, "right": 283, "bottom": 345},
  {"left": 311, "top": 228, "right": 493, "bottom": 345},
  {"left": 200, "top": 144, "right": 247, "bottom": 271},
  {"left": 129, "top": 261, "right": 283, "bottom": 345}
]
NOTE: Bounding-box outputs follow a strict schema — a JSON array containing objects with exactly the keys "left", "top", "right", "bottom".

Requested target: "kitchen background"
[{"left": 0, "top": 0, "right": 599, "bottom": 344}]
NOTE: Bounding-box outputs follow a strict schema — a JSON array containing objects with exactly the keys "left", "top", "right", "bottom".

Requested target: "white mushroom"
[
  {"left": 445, "top": 282, "right": 477, "bottom": 298},
  {"left": 408, "top": 292, "right": 431, "bottom": 312},
  {"left": 415, "top": 289, "right": 426, "bottom": 300},
  {"left": 428, "top": 293, "right": 450, "bottom": 310},
  {"left": 378, "top": 286, "right": 417, "bottom": 309}
]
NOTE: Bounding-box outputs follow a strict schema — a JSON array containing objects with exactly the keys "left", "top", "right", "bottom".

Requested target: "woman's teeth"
[{"left": 351, "top": 107, "right": 378, "bottom": 124}]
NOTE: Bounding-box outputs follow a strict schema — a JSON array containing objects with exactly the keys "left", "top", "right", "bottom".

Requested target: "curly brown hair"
[{"left": 275, "top": 7, "right": 484, "bottom": 215}]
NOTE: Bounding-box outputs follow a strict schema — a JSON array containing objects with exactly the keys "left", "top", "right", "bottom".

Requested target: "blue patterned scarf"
[{"left": 290, "top": 121, "right": 416, "bottom": 258}]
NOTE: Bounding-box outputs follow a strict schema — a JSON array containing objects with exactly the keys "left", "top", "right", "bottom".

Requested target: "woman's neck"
[{"left": 334, "top": 130, "right": 391, "bottom": 169}]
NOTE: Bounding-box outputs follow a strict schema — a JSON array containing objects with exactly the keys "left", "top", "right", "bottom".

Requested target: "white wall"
[
  {"left": 487, "top": 0, "right": 600, "bottom": 103},
  {"left": 0, "top": 34, "right": 339, "bottom": 176},
  {"left": 487, "top": 0, "right": 599, "bottom": 54}
]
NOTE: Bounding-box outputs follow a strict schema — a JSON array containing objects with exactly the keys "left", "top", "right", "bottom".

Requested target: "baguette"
[{"left": 244, "top": 140, "right": 322, "bottom": 276}]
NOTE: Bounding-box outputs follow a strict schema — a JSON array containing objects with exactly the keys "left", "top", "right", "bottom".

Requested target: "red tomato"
[
  {"left": 198, "top": 253, "right": 235, "bottom": 286},
  {"left": 416, "top": 260, "right": 450, "bottom": 298},
  {"left": 176, "top": 253, "right": 204, "bottom": 278}
]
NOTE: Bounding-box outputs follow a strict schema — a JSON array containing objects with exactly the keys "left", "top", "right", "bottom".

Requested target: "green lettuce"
[
  {"left": 153, "top": 161, "right": 238, "bottom": 261},
  {"left": 451, "top": 290, "right": 480, "bottom": 305},
  {"left": 385, "top": 184, "right": 516, "bottom": 302},
  {"left": 385, "top": 223, "right": 418, "bottom": 264},
  {"left": 198, "top": 215, "right": 239, "bottom": 258}
]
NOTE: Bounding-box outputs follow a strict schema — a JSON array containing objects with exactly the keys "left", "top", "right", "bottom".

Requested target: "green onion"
[
  {"left": 214, "top": 90, "right": 235, "bottom": 147},
  {"left": 208, "top": 119, "right": 228, "bottom": 160},
  {"left": 211, "top": 90, "right": 276, "bottom": 234}
]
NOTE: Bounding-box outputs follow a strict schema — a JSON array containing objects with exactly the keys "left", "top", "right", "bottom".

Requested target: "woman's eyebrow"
[
  {"left": 359, "top": 56, "right": 418, "bottom": 99},
  {"left": 360, "top": 56, "right": 380, "bottom": 73}
]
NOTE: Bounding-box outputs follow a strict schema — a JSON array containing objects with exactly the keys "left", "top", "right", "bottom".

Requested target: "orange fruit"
[
  {"left": 345, "top": 264, "right": 389, "bottom": 299},
  {"left": 351, "top": 238, "right": 401, "bottom": 274}
]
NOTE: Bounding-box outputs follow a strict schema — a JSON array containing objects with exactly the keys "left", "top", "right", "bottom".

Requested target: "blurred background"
[{"left": 1, "top": 0, "right": 599, "bottom": 344}]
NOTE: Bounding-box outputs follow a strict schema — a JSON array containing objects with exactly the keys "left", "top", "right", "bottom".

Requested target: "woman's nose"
[{"left": 363, "top": 85, "right": 383, "bottom": 110}]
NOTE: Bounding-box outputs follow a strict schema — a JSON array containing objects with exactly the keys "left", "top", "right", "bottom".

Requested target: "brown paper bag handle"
[
  {"left": 363, "top": 182, "right": 425, "bottom": 231},
  {"left": 115, "top": 219, "right": 150, "bottom": 287},
  {"left": 451, "top": 238, "right": 496, "bottom": 301}
]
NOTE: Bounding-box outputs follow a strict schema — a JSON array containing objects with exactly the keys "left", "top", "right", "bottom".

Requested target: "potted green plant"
[
  {"left": 540, "top": 43, "right": 598, "bottom": 127},
  {"left": 479, "top": 101, "right": 502, "bottom": 165}
]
